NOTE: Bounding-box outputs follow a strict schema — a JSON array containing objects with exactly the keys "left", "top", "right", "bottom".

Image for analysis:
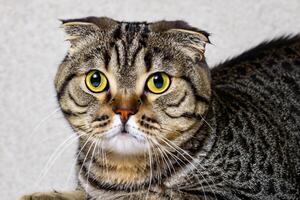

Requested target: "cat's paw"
[
  {"left": 20, "top": 190, "right": 85, "bottom": 200},
  {"left": 20, "top": 191, "right": 61, "bottom": 200}
]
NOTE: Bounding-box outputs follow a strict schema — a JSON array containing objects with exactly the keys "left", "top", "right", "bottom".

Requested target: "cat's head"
[{"left": 55, "top": 17, "right": 211, "bottom": 156}]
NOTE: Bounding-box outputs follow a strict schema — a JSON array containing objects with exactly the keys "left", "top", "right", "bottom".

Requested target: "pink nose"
[{"left": 114, "top": 109, "right": 135, "bottom": 123}]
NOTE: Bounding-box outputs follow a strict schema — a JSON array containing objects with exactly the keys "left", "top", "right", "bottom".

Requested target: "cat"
[{"left": 21, "top": 17, "right": 300, "bottom": 200}]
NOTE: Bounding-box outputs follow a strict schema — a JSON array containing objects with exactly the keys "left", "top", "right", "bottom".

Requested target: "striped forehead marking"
[{"left": 111, "top": 23, "right": 150, "bottom": 88}]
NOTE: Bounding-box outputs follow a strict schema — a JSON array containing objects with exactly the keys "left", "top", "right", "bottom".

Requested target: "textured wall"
[{"left": 0, "top": 0, "right": 299, "bottom": 199}]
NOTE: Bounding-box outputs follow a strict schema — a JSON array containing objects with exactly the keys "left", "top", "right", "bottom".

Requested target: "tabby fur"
[{"left": 21, "top": 17, "right": 300, "bottom": 200}]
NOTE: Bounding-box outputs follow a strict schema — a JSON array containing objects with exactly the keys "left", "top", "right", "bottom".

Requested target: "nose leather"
[
  {"left": 114, "top": 109, "right": 135, "bottom": 123},
  {"left": 111, "top": 94, "right": 139, "bottom": 124}
]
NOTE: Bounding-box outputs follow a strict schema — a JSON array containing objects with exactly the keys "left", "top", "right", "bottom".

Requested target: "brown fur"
[
  {"left": 22, "top": 17, "right": 211, "bottom": 200},
  {"left": 21, "top": 16, "right": 300, "bottom": 200}
]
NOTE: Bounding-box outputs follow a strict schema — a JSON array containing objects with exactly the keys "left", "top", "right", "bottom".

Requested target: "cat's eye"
[
  {"left": 146, "top": 72, "right": 171, "bottom": 94},
  {"left": 85, "top": 70, "right": 108, "bottom": 93}
]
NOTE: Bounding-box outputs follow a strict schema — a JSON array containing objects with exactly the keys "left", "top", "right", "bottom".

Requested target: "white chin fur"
[{"left": 98, "top": 116, "right": 150, "bottom": 155}]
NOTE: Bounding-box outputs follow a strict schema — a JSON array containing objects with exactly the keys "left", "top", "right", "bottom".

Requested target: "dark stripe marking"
[
  {"left": 164, "top": 110, "right": 206, "bottom": 120},
  {"left": 103, "top": 49, "right": 111, "bottom": 70},
  {"left": 114, "top": 44, "right": 120, "bottom": 66},
  {"left": 144, "top": 51, "right": 152, "bottom": 72},
  {"left": 57, "top": 73, "right": 76, "bottom": 100},
  {"left": 167, "top": 91, "right": 187, "bottom": 107},
  {"left": 68, "top": 90, "right": 89, "bottom": 107},
  {"left": 130, "top": 44, "right": 143, "bottom": 67},
  {"left": 181, "top": 76, "right": 210, "bottom": 104},
  {"left": 79, "top": 161, "right": 144, "bottom": 192}
]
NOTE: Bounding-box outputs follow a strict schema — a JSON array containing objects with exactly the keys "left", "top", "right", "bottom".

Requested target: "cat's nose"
[
  {"left": 111, "top": 94, "right": 140, "bottom": 124},
  {"left": 114, "top": 109, "right": 136, "bottom": 124}
]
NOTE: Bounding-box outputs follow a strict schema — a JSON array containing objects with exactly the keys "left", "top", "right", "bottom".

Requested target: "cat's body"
[
  {"left": 21, "top": 17, "right": 300, "bottom": 200},
  {"left": 201, "top": 37, "right": 300, "bottom": 200}
]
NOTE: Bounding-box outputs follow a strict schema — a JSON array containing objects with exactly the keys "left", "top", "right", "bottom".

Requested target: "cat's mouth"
[
  {"left": 98, "top": 116, "right": 150, "bottom": 155},
  {"left": 119, "top": 129, "right": 137, "bottom": 138},
  {"left": 104, "top": 123, "right": 140, "bottom": 139},
  {"left": 120, "top": 125, "right": 131, "bottom": 135}
]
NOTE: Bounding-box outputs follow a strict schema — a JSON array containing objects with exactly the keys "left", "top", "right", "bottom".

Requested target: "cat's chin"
[
  {"left": 97, "top": 116, "right": 150, "bottom": 156},
  {"left": 101, "top": 133, "right": 150, "bottom": 155}
]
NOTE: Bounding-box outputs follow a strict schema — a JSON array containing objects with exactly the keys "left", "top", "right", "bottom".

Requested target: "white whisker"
[
  {"left": 64, "top": 133, "right": 95, "bottom": 188},
  {"left": 156, "top": 133, "right": 217, "bottom": 199},
  {"left": 85, "top": 140, "right": 98, "bottom": 192},
  {"left": 29, "top": 108, "right": 61, "bottom": 139},
  {"left": 35, "top": 132, "right": 83, "bottom": 188}
]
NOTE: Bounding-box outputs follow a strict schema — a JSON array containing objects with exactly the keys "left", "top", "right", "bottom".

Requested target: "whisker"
[
  {"left": 145, "top": 137, "right": 153, "bottom": 200},
  {"left": 35, "top": 132, "right": 83, "bottom": 188},
  {"left": 78, "top": 136, "right": 96, "bottom": 179},
  {"left": 155, "top": 134, "right": 217, "bottom": 199},
  {"left": 85, "top": 140, "right": 98, "bottom": 192},
  {"left": 64, "top": 133, "right": 96, "bottom": 188},
  {"left": 147, "top": 138, "right": 163, "bottom": 185},
  {"left": 29, "top": 108, "right": 61, "bottom": 139},
  {"left": 147, "top": 135, "right": 198, "bottom": 190},
  {"left": 156, "top": 134, "right": 209, "bottom": 200},
  {"left": 148, "top": 137, "right": 175, "bottom": 176},
  {"left": 148, "top": 136, "right": 207, "bottom": 197},
  {"left": 152, "top": 137, "right": 198, "bottom": 183}
]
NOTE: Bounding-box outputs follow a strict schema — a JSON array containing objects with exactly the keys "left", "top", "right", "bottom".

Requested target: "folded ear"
[
  {"left": 60, "top": 21, "right": 100, "bottom": 47},
  {"left": 167, "top": 28, "right": 210, "bottom": 54},
  {"left": 60, "top": 17, "right": 118, "bottom": 47},
  {"left": 150, "top": 21, "right": 210, "bottom": 60}
]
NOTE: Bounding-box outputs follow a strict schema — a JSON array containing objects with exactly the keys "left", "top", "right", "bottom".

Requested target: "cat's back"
[
  {"left": 212, "top": 35, "right": 300, "bottom": 90},
  {"left": 211, "top": 35, "right": 300, "bottom": 129},
  {"left": 209, "top": 36, "right": 300, "bottom": 199}
]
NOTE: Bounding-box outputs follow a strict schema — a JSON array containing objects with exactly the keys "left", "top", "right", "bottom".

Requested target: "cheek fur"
[{"left": 143, "top": 82, "right": 203, "bottom": 144}]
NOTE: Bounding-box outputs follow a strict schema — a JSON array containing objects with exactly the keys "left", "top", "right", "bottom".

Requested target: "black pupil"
[
  {"left": 153, "top": 74, "right": 164, "bottom": 88},
  {"left": 90, "top": 71, "right": 101, "bottom": 87}
]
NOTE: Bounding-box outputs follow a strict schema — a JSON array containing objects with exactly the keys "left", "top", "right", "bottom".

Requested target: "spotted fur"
[{"left": 21, "top": 17, "right": 300, "bottom": 200}]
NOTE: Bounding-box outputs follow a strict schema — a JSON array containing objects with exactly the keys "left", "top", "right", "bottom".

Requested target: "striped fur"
[{"left": 21, "top": 17, "right": 300, "bottom": 200}]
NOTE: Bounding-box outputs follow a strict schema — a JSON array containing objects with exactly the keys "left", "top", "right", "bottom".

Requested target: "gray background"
[{"left": 0, "top": 0, "right": 299, "bottom": 199}]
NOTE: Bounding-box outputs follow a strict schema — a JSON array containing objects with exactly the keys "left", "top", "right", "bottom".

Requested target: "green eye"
[
  {"left": 146, "top": 72, "right": 171, "bottom": 94},
  {"left": 85, "top": 70, "right": 108, "bottom": 93}
]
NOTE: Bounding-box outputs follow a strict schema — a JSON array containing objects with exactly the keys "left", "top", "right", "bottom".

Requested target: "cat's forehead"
[
  {"left": 112, "top": 21, "right": 151, "bottom": 49},
  {"left": 107, "top": 22, "right": 151, "bottom": 88}
]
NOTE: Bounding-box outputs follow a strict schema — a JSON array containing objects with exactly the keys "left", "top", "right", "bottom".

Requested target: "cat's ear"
[
  {"left": 60, "top": 21, "right": 100, "bottom": 47},
  {"left": 167, "top": 28, "right": 210, "bottom": 54},
  {"left": 59, "top": 17, "right": 118, "bottom": 47},
  {"left": 151, "top": 21, "right": 210, "bottom": 58}
]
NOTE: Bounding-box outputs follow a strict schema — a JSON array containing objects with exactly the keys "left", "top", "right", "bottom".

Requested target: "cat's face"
[{"left": 55, "top": 17, "right": 211, "bottom": 156}]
